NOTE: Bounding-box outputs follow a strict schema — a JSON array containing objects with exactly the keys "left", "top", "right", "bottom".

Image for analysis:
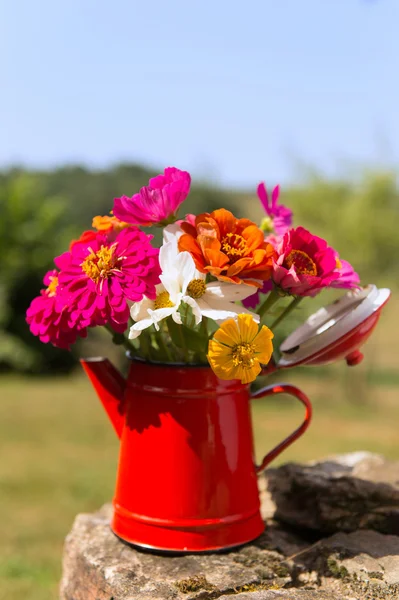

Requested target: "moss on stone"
[
  {"left": 274, "top": 563, "right": 290, "bottom": 577},
  {"left": 228, "top": 581, "right": 281, "bottom": 595},
  {"left": 326, "top": 558, "right": 349, "bottom": 579},
  {"left": 175, "top": 574, "right": 214, "bottom": 594},
  {"left": 233, "top": 583, "right": 260, "bottom": 593},
  {"left": 368, "top": 571, "right": 384, "bottom": 580}
]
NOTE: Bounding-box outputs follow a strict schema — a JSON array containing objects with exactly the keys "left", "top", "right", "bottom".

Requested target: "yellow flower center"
[
  {"left": 81, "top": 244, "right": 121, "bottom": 283},
  {"left": 231, "top": 342, "right": 256, "bottom": 369},
  {"left": 221, "top": 232, "right": 248, "bottom": 262},
  {"left": 186, "top": 278, "right": 206, "bottom": 299},
  {"left": 284, "top": 249, "right": 317, "bottom": 276},
  {"left": 154, "top": 291, "right": 174, "bottom": 310},
  {"left": 46, "top": 275, "right": 58, "bottom": 297},
  {"left": 335, "top": 257, "right": 342, "bottom": 270}
]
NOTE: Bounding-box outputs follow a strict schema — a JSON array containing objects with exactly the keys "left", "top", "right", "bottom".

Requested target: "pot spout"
[{"left": 80, "top": 357, "right": 126, "bottom": 438}]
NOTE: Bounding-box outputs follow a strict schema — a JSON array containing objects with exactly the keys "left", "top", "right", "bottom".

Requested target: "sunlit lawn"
[{"left": 0, "top": 303, "right": 398, "bottom": 599}]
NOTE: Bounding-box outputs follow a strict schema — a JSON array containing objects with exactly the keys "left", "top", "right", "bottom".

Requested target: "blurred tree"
[{"left": 0, "top": 174, "right": 77, "bottom": 372}]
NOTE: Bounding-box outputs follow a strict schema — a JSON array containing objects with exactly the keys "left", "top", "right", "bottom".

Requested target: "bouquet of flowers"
[{"left": 26, "top": 167, "right": 360, "bottom": 383}]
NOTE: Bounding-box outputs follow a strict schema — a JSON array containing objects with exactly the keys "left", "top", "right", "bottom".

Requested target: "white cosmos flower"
[
  {"left": 163, "top": 222, "right": 183, "bottom": 243},
  {"left": 129, "top": 238, "right": 260, "bottom": 339}
]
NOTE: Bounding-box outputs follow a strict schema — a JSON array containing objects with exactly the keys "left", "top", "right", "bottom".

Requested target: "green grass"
[
  {"left": 1, "top": 349, "right": 399, "bottom": 598},
  {"left": 0, "top": 376, "right": 118, "bottom": 600}
]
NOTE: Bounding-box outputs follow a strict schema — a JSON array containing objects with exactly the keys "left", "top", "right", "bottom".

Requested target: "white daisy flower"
[{"left": 129, "top": 238, "right": 259, "bottom": 339}]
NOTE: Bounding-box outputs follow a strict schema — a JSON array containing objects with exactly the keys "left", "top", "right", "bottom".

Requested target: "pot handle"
[{"left": 250, "top": 383, "right": 312, "bottom": 473}]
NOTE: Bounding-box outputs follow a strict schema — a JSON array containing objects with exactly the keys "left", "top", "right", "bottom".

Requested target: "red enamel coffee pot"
[
  {"left": 81, "top": 359, "right": 312, "bottom": 552},
  {"left": 81, "top": 285, "right": 389, "bottom": 553}
]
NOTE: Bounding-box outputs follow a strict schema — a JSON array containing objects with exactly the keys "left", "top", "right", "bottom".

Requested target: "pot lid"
[{"left": 278, "top": 285, "right": 391, "bottom": 368}]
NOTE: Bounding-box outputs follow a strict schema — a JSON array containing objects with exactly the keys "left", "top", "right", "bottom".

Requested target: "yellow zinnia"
[{"left": 207, "top": 314, "right": 274, "bottom": 384}]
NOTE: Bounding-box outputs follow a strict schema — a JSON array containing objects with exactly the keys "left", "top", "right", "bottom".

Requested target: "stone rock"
[
  {"left": 59, "top": 505, "right": 399, "bottom": 600},
  {"left": 318, "top": 530, "right": 399, "bottom": 585},
  {"left": 60, "top": 504, "right": 308, "bottom": 600},
  {"left": 60, "top": 453, "right": 399, "bottom": 600},
  {"left": 291, "top": 529, "right": 399, "bottom": 599},
  {"left": 263, "top": 452, "right": 399, "bottom": 535},
  {"left": 218, "top": 593, "right": 346, "bottom": 600}
]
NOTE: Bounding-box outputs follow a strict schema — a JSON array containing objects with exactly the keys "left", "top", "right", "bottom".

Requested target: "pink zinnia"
[
  {"left": 331, "top": 255, "right": 361, "bottom": 290},
  {"left": 272, "top": 227, "right": 358, "bottom": 297},
  {"left": 258, "top": 183, "right": 293, "bottom": 236},
  {"left": 58, "top": 228, "right": 160, "bottom": 333},
  {"left": 26, "top": 269, "right": 87, "bottom": 349},
  {"left": 113, "top": 167, "right": 191, "bottom": 227}
]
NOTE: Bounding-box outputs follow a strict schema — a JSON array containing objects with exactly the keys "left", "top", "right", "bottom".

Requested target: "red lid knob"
[{"left": 345, "top": 349, "right": 364, "bottom": 366}]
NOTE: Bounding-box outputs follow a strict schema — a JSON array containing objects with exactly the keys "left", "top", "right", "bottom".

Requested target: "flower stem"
[
  {"left": 156, "top": 330, "right": 172, "bottom": 362},
  {"left": 269, "top": 296, "right": 303, "bottom": 331},
  {"left": 166, "top": 318, "right": 189, "bottom": 363},
  {"left": 257, "top": 288, "right": 281, "bottom": 322},
  {"left": 200, "top": 316, "right": 209, "bottom": 339},
  {"left": 104, "top": 323, "right": 136, "bottom": 354},
  {"left": 139, "top": 330, "right": 152, "bottom": 360},
  {"left": 178, "top": 326, "right": 189, "bottom": 362},
  {"left": 183, "top": 303, "right": 195, "bottom": 329},
  {"left": 200, "top": 317, "right": 209, "bottom": 361}
]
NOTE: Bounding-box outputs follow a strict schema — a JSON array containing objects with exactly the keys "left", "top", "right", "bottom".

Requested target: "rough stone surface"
[
  {"left": 60, "top": 453, "right": 399, "bottom": 600},
  {"left": 317, "top": 530, "right": 399, "bottom": 585},
  {"left": 60, "top": 504, "right": 305, "bottom": 600},
  {"left": 263, "top": 452, "right": 399, "bottom": 535},
  {"left": 218, "top": 593, "right": 349, "bottom": 600},
  {"left": 217, "top": 593, "right": 340, "bottom": 600},
  {"left": 292, "top": 529, "right": 399, "bottom": 599}
]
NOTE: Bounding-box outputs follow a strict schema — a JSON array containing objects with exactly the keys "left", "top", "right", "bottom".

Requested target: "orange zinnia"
[
  {"left": 178, "top": 208, "right": 275, "bottom": 285},
  {"left": 92, "top": 214, "right": 130, "bottom": 233}
]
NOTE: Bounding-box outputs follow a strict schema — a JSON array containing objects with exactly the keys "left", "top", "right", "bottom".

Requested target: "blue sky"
[{"left": 1, "top": 0, "right": 398, "bottom": 186}]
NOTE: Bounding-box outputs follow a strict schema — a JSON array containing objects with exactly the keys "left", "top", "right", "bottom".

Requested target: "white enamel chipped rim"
[{"left": 278, "top": 285, "right": 391, "bottom": 368}]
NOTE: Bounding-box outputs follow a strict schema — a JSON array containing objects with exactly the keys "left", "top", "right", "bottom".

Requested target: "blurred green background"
[
  {"left": 0, "top": 164, "right": 398, "bottom": 599},
  {"left": 3, "top": 0, "right": 399, "bottom": 593}
]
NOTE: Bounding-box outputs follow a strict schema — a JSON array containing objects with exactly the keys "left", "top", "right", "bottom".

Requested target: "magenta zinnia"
[
  {"left": 272, "top": 227, "right": 359, "bottom": 297},
  {"left": 331, "top": 255, "right": 360, "bottom": 290},
  {"left": 113, "top": 167, "right": 191, "bottom": 227},
  {"left": 26, "top": 269, "right": 87, "bottom": 349},
  {"left": 257, "top": 183, "right": 293, "bottom": 236},
  {"left": 58, "top": 228, "right": 160, "bottom": 332}
]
